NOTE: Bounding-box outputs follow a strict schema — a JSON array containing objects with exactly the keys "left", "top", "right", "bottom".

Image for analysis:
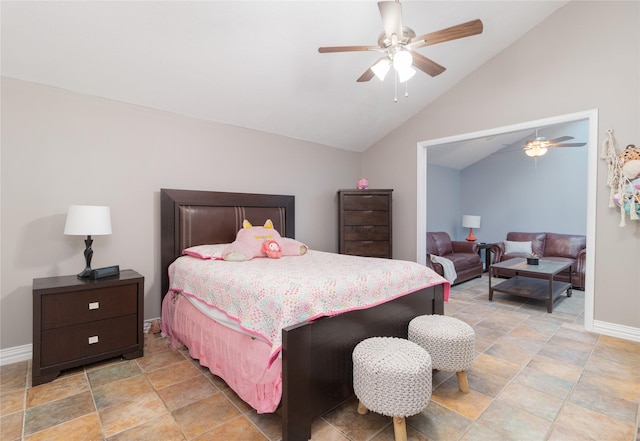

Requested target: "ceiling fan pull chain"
[
  {"left": 405, "top": 80, "right": 409, "bottom": 98},
  {"left": 394, "top": 68, "right": 398, "bottom": 103}
]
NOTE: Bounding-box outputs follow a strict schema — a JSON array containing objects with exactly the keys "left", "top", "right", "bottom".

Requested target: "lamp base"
[
  {"left": 465, "top": 228, "right": 477, "bottom": 242},
  {"left": 77, "top": 267, "right": 93, "bottom": 279}
]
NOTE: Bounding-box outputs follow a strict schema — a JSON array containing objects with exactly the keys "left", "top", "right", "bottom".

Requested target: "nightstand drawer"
[
  {"left": 343, "top": 195, "right": 389, "bottom": 211},
  {"left": 344, "top": 241, "right": 390, "bottom": 258},
  {"left": 344, "top": 225, "right": 390, "bottom": 240},
  {"left": 41, "top": 284, "right": 137, "bottom": 330},
  {"left": 40, "top": 314, "right": 138, "bottom": 366},
  {"left": 343, "top": 210, "right": 389, "bottom": 226}
]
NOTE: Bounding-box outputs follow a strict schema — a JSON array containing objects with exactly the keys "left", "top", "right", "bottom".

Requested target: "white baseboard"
[
  {"left": 592, "top": 320, "right": 640, "bottom": 342},
  {"left": 0, "top": 317, "right": 162, "bottom": 366},
  {"left": 0, "top": 343, "right": 32, "bottom": 366}
]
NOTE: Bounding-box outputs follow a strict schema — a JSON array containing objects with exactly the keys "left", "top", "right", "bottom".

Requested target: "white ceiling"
[{"left": 1, "top": 1, "right": 569, "bottom": 152}]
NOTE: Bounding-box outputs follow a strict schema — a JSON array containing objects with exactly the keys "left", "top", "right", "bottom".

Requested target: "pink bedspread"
[{"left": 169, "top": 250, "right": 449, "bottom": 365}]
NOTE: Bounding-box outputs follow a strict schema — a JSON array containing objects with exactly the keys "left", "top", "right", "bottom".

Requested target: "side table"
[{"left": 476, "top": 243, "right": 492, "bottom": 272}]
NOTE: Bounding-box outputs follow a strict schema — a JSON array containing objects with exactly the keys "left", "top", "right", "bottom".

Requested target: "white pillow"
[{"left": 504, "top": 240, "right": 532, "bottom": 255}]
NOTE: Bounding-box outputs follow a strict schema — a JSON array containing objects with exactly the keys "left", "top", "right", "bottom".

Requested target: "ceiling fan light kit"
[
  {"left": 522, "top": 129, "right": 586, "bottom": 157},
  {"left": 318, "top": 0, "right": 484, "bottom": 101}
]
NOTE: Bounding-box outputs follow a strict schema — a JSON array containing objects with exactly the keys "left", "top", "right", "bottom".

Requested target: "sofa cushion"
[
  {"left": 447, "top": 252, "right": 482, "bottom": 267},
  {"left": 506, "top": 232, "right": 546, "bottom": 257},
  {"left": 504, "top": 240, "right": 532, "bottom": 255},
  {"left": 544, "top": 233, "right": 586, "bottom": 259}
]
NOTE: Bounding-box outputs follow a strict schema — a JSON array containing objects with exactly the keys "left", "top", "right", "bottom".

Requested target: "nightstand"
[{"left": 32, "top": 269, "right": 144, "bottom": 385}]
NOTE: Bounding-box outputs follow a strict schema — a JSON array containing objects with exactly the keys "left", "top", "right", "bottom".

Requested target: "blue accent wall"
[{"left": 427, "top": 120, "right": 588, "bottom": 243}]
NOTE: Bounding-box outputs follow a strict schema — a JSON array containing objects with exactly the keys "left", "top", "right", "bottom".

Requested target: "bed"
[{"left": 160, "top": 188, "right": 448, "bottom": 441}]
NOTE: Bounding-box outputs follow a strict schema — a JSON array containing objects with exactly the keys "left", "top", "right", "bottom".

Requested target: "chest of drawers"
[
  {"left": 338, "top": 189, "right": 393, "bottom": 258},
  {"left": 32, "top": 269, "right": 144, "bottom": 385}
]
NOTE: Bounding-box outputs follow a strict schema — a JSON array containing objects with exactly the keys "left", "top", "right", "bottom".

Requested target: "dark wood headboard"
[{"left": 160, "top": 188, "right": 295, "bottom": 298}]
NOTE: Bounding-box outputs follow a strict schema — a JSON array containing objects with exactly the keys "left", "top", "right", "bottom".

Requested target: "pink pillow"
[
  {"left": 223, "top": 219, "right": 308, "bottom": 261},
  {"left": 182, "top": 243, "right": 229, "bottom": 260}
]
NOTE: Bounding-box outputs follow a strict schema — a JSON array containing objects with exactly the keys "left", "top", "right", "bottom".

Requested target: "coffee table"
[{"left": 489, "top": 258, "right": 572, "bottom": 313}]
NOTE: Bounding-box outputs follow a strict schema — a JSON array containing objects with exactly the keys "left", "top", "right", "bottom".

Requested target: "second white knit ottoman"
[
  {"left": 408, "top": 315, "right": 475, "bottom": 393},
  {"left": 353, "top": 337, "right": 432, "bottom": 441}
]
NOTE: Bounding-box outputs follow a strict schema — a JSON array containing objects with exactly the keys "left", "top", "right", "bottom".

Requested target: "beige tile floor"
[{"left": 1, "top": 275, "right": 639, "bottom": 440}]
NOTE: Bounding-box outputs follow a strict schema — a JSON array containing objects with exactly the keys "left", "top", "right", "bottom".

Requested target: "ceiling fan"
[
  {"left": 523, "top": 129, "right": 587, "bottom": 157},
  {"left": 318, "top": 1, "right": 483, "bottom": 84}
]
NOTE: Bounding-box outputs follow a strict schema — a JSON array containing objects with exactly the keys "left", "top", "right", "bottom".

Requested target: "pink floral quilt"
[{"left": 168, "top": 250, "right": 449, "bottom": 365}]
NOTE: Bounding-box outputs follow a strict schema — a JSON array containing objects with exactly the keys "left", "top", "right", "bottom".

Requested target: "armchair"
[{"left": 426, "top": 232, "right": 483, "bottom": 285}]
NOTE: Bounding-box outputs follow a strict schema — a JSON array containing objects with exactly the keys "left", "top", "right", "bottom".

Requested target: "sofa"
[
  {"left": 490, "top": 232, "right": 586, "bottom": 290},
  {"left": 426, "top": 232, "right": 483, "bottom": 285}
]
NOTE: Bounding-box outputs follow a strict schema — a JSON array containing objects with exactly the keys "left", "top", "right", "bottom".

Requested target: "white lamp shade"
[
  {"left": 371, "top": 58, "right": 391, "bottom": 81},
  {"left": 64, "top": 205, "right": 112, "bottom": 236},
  {"left": 462, "top": 215, "right": 481, "bottom": 229}
]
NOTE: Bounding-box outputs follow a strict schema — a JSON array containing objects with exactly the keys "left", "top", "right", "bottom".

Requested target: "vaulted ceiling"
[{"left": 1, "top": 1, "right": 568, "bottom": 152}]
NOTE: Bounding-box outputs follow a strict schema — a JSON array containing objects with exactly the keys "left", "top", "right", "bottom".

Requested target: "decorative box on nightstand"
[{"left": 32, "top": 269, "right": 144, "bottom": 385}]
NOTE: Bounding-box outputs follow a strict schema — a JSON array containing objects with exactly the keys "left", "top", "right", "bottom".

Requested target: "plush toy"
[
  {"left": 223, "top": 219, "right": 308, "bottom": 261},
  {"left": 622, "top": 160, "right": 640, "bottom": 180},
  {"left": 262, "top": 239, "right": 282, "bottom": 258},
  {"left": 357, "top": 178, "right": 369, "bottom": 190}
]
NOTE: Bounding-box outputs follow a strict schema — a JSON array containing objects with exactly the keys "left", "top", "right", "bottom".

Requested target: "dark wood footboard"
[{"left": 281, "top": 284, "right": 445, "bottom": 441}]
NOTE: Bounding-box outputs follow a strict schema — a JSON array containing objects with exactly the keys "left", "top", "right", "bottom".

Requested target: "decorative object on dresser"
[
  {"left": 461, "top": 214, "right": 481, "bottom": 242},
  {"left": 338, "top": 189, "right": 392, "bottom": 258},
  {"left": 63, "top": 205, "right": 112, "bottom": 278},
  {"left": 32, "top": 269, "right": 144, "bottom": 385}
]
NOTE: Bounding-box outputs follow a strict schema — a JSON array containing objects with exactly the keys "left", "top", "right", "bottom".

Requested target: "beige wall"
[
  {"left": 363, "top": 1, "right": 639, "bottom": 328},
  {"left": 0, "top": 78, "right": 361, "bottom": 349}
]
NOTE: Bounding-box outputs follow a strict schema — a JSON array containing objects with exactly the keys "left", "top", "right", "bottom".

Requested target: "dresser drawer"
[
  {"left": 343, "top": 195, "right": 389, "bottom": 211},
  {"left": 41, "top": 284, "right": 137, "bottom": 330},
  {"left": 344, "top": 241, "right": 390, "bottom": 258},
  {"left": 344, "top": 225, "right": 390, "bottom": 241},
  {"left": 40, "top": 314, "right": 138, "bottom": 366},
  {"left": 343, "top": 210, "right": 389, "bottom": 226}
]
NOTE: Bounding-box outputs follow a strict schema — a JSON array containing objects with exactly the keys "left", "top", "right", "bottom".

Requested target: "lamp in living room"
[
  {"left": 64, "top": 205, "right": 112, "bottom": 278},
  {"left": 462, "top": 215, "right": 481, "bottom": 242}
]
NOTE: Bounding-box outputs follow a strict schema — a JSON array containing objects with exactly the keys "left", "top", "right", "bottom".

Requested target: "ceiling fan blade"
[
  {"left": 378, "top": 1, "right": 403, "bottom": 41},
  {"left": 550, "top": 143, "right": 587, "bottom": 148},
  {"left": 318, "top": 45, "right": 379, "bottom": 53},
  {"left": 411, "top": 19, "right": 483, "bottom": 48},
  {"left": 411, "top": 52, "right": 446, "bottom": 77},
  {"left": 547, "top": 136, "right": 574, "bottom": 143},
  {"left": 356, "top": 68, "right": 375, "bottom": 83}
]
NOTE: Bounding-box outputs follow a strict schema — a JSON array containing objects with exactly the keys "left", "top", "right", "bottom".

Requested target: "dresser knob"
[
  {"left": 88, "top": 302, "right": 100, "bottom": 310},
  {"left": 88, "top": 336, "right": 99, "bottom": 344}
]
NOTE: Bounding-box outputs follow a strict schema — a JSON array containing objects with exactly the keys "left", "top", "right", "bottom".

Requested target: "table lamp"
[
  {"left": 64, "top": 205, "right": 112, "bottom": 278},
  {"left": 462, "top": 215, "right": 481, "bottom": 242}
]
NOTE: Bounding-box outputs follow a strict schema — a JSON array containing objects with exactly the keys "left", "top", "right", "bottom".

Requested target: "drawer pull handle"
[
  {"left": 363, "top": 225, "right": 373, "bottom": 229},
  {"left": 88, "top": 336, "right": 99, "bottom": 345},
  {"left": 88, "top": 302, "right": 100, "bottom": 310},
  {"left": 363, "top": 210, "right": 373, "bottom": 214}
]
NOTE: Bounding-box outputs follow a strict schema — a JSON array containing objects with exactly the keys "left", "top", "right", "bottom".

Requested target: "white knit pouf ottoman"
[
  {"left": 353, "top": 337, "right": 432, "bottom": 441},
  {"left": 408, "top": 315, "right": 475, "bottom": 393}
]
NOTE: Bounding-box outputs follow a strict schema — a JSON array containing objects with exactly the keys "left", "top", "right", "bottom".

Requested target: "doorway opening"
[{"left": 416, "top": 109, "right": 598, "bottom": 330}]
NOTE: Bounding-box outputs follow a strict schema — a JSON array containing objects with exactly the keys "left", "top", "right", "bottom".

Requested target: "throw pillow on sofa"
[{"left": 504, "top": 240, "right": 532, "bottom": 255}]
